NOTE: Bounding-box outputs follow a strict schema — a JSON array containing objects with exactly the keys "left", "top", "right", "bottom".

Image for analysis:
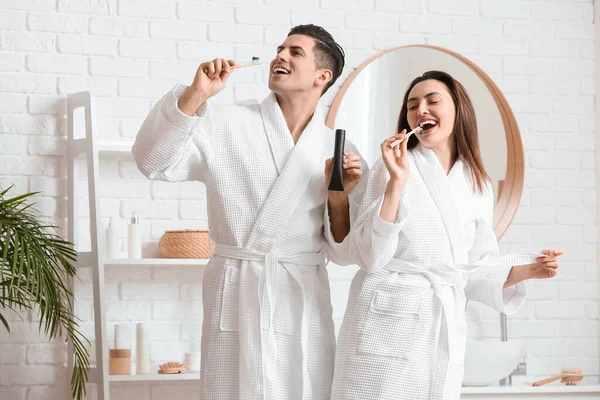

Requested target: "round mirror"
[{"left": 326, "top": 45, "right": 524, "bottom": 240}]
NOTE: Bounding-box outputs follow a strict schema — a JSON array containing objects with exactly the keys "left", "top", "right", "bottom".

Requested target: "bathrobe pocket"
[
  {"left": 268, "top": 283, "right": 304, "bottom": 336},
  {"left": 358, "top": 287, "right": 424, "bottom": 359}
]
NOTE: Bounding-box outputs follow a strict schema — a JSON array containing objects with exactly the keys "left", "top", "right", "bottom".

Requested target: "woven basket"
[{"left": 158, "top": 230, "right": 214, "bottom": 259}]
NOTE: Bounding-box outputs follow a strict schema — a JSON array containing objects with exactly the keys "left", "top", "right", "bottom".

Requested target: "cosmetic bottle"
[
  {"left": 128, "top": 213, "right": 141, "bottom": 259},
  {"left": 106, "top": 217, "right": 119, "bottom": 259}
]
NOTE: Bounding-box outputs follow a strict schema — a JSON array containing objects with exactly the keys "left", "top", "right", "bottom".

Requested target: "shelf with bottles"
[{"left": 98, "top": 213, "right": 212, "bottom": 268}]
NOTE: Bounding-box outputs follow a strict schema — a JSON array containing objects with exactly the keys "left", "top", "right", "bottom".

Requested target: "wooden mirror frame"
[{"left": 326, "top": 44, "right": 524, "bottom": 240}]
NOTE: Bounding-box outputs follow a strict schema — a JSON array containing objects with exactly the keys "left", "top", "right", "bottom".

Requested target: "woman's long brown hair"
[{"left": 397, "top": 70, "right": 490, "bottom": 194}]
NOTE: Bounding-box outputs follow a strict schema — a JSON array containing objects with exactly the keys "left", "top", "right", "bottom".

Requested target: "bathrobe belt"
[
  {"left": 385, "top": 258, "right": 468, "bottom": 363},
  {"left": 213, "top": 243, "right": 327, "bottom": 399}
]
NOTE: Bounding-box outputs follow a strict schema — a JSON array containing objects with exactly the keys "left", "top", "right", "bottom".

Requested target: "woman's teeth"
[{"left": 419, "top": 120, "right": 437, "bottom": 129}]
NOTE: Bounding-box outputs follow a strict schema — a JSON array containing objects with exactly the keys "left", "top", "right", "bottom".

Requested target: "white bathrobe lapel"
[
  {"left": 259, "top": 92, "right": 295, "bottom": 176},
  {"left": 249, "top": 92, "right": 325, "bottom": 251},
  {"left": 412, "top": 144, "right": 465, "bottom": 263}
]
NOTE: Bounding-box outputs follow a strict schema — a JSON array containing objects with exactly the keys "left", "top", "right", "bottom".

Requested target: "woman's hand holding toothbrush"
[{"left": 379, "top": 130, "right": 410, "bottom": 222}]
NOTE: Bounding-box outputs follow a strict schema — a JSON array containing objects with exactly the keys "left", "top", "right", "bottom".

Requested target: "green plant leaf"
[
  {"left": 0, "top": 187, "right": 89, "bottom": 399},
  {"left": 0, "top": 312, "right": 9, "bottom": 332}
]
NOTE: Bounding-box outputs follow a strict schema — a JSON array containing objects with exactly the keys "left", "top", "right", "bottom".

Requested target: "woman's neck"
[{"left": 430, "top": 138, "right": 458, "bottom": 175}]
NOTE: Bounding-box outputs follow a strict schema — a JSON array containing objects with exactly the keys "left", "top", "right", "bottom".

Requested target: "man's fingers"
[
  {"left": 222, "top": 58, "right": 232, "bottom": 73},
  {"left": 343, "top": 161, "right": 362, "bottom": 169},
  {"left": 207, "top": 58, "right": 226, "bottom": 78},
  {"left": 544, "top": 261, "right": 559, "bottom": 268},
  {"left": 202, "top": 62, "right": 215, "bottom": 77},
  {"left": 343, "top": 150, "right": 360, "bottom": 163},
  {"left": 345, "top": 167, "right": 363, "bottom": 177}
]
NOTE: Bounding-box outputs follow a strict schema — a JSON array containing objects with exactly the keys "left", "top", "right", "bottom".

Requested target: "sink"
[{"left": 462, "top": 340, "right": 526, "bottom": 387}]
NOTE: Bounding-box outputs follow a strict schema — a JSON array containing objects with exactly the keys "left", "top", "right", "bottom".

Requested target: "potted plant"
[{"left": 0, "top": 186, "right": 89, "bottom": 399}]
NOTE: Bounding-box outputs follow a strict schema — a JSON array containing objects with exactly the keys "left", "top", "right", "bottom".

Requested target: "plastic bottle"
[{"left": 128, "top": 213, "right": 141, "bottom": 259}]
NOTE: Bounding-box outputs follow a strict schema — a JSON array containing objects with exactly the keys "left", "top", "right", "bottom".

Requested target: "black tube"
[{"left": 328, "top": 129, "right": 345, "bottom": 191}]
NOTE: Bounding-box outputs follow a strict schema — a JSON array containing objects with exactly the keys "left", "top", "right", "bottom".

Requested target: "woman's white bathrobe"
[
  {"left": 331, "top": 144, "right": 539, "bottom": 400},
  {"left": 132, "top": 85, "right": 365, "bottom": 400}
]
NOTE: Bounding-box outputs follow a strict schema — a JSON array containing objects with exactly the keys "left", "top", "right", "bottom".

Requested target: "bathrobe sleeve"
[
  {"left": 132, "top": 84, "right": 212, "bottom": 182},
  {"left": 464, "top": 182, "right": 526, "bottom": 315},
  {"left": 349, "top": 159, "right": 409, "bottom": 273}
]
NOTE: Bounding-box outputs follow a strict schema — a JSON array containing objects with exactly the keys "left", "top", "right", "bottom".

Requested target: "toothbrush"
[
  {"left": 202, "top": 57, "right": 264, "bottom": 74},
  {"left": 388, "top": 126, "right": 424, "bottom": 149},
  {"left": 233, "top": 56, "right": 264, "bottom": 69}
]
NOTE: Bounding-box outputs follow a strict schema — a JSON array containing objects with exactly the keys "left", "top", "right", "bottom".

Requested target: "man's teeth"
[{"left": 273, "top": 67, "right": 289, "bottom": 74}]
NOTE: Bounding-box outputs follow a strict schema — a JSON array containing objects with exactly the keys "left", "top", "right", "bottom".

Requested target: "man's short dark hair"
[{"left": 287, "top": 24, "right": 345, "bottom": 95}]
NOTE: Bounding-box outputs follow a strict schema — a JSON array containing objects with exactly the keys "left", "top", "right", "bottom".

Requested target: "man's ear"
[{"left": 315, "top": 68, "right": 333, "bottom": 90}]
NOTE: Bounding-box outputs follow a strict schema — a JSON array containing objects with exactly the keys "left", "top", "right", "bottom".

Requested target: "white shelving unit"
[
  {"left": 108, "top": 372, "right": 200, "bottom": 382},
  {"left": 105, "top": 258, "right": 210, "bottom": 267},
  {"left": 66, "top": 92, "right": 209, "bottom": 400}
]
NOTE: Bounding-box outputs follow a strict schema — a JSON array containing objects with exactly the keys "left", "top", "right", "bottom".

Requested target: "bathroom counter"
[{"left": 461, "top": 384, "right": 600, "bottom": 399}]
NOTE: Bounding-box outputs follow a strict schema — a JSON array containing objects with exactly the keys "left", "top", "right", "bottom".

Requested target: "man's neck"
[{"left": 275, "top": 92, "right": 319, "bottom": 144}]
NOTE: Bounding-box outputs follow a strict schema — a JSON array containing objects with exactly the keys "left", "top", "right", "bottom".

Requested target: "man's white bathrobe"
[
  {"left": 331, "top": 144, "right": 540, "bottom": 400},
  {"left": 132, "top": 85, "right": 365, "bottom": 400}
]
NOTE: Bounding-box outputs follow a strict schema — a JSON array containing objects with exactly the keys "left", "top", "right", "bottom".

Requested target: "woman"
[{"left": 331, "top": 71, "right": 562, "bottom": 400}]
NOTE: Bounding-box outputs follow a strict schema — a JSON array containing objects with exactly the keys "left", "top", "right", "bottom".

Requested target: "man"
[{"left": 132, "top": 24, "right": 365, "bottom": 400}]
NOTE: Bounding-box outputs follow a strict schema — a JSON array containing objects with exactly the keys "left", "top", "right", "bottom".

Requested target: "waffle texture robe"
[
  {"left": 132, "top": 85, "right": 366, "bottom": 400},
  {"left": 331, "top": 144, "right": 540, "bottom": 400}
]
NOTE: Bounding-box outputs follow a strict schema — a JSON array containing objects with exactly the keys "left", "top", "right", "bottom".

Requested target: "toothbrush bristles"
[{"left": 410, "top": 127, "right": 424, "bottom": 136}]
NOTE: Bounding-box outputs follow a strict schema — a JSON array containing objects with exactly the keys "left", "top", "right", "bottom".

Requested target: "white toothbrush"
[{"left": 388, "top": 126, "right": 424, "bottom": 149}]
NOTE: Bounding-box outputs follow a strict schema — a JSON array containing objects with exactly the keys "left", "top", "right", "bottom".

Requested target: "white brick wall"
[{"left": 0, "top": 0, "right": 597, "bottom": 398}]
